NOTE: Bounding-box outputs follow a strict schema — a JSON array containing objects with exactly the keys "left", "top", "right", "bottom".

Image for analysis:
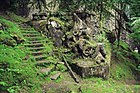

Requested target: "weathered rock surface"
[
  {"left": 29, "top": 12, "right": 111, "bottom": 79},
  {"left": 50, "top": 72, "right": 61, "bottom": 80},
  {"left": 40, "top": 68, "right": 52, "bottom": 74},
  {"left": 71, "top": 59, "right": 109, "bottom": 79}
]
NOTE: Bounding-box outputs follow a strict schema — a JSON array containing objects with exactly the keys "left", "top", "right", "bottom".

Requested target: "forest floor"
[
  {"left": 42, "top": 71, "right": 140, "bottom": 93},
  {"left": 42, "top": 56, "right": 140, "bottom": 93},
  {"left": 0, "top": 12, "right": 140, "bottom": 93}
]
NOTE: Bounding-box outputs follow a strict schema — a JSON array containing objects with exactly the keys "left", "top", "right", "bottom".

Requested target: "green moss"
[
  {"left": 0, "top": 45, "right": 42, "bottom": 92},
  {"left": 86, "top": 40, "right": 97, "bottom": 47},
  {"left": 104, "top": 41, "right": 111, "bottom": 65},
  {"left": 0, "top": 16, "right": 25, "bottom": 46},
  {"left": 81, "top": 78, "right": 139, "bottom": 93},
  {"left": 6, "top": 12, "right": 28, "bottom": 23},
  {"left": 0, "top": 32, "right": 12, "bottom": 41},
  {"left": 0, "top": 16, "right": 23, "bottom": 37},
  {"left": 49, "top": 17, "right": 65, "bottom": 27},
  {"left": 110, "top": 59, "right": 135, "bottom": 80},
  {"left": 0, "top": 16, "right": 43, "bottom": 92},
  {"left": 56, "top": 64, "right": 67, "bottom": 72}
]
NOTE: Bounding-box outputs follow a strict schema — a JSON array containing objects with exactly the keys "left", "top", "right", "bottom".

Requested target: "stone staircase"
[
  {"left": 22, "top": 26, "right": 47, "bottom": 64},
  {"left": 20, "top": 24, "right": 61, "bottom": 80},
  {"left": 20, "top": 24, "right": 53, "bottom": 75}
]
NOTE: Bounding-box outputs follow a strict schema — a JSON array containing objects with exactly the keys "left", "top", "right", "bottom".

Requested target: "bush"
[{"left": 130, "top": 17, "right": 140, "bottom": 71}]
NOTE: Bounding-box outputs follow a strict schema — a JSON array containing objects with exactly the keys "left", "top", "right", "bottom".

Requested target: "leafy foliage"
[
  {"left": 1, "top": 0, "right": 140, "bottom": 92},
  {"left": 130, "top": 17, "right": 140, "bottom": 71},
  {"left": 130, "top": 17, "right": 140, "bottom": 43},
  {"left": 129, "top": 0, "right": 140, "bottom": 17},
  {"left": 0, "top": 16, "right": 22, "bottom": 36}
]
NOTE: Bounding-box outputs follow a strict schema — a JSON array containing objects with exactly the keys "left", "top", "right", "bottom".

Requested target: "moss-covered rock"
[{"left": 29, "top": 12, "right": 112, "bottom": 79}]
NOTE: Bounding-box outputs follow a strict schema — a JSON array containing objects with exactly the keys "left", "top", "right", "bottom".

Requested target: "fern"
[
  {"left": 130, "top": 17, "right": 140, "bottom": 41},
  {"left": 130, "top": 17, "right": 140, "bottom": 71}
]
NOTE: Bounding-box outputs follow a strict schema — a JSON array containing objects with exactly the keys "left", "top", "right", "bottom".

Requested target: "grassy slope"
[
  {"left": 0, "top": 13, "right": 60, "bottom": 93},
  {"left": 0, "top": 13, "right": 43, "bottom": 93}
]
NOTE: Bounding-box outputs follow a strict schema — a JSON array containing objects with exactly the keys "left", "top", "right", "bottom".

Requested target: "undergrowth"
[
  {"left": 6, "top": 12, "right": 28, "bottom": 23},
  {"left": 111, "top": 41, "right": 139, "bottom": 80},
  {"left": 0, "top": 12, "right": 140, "bottom": 93},
  {"left": 0, "top": 45, "right": 41, "bottom": 93},
  {"left": 81, "top": 77, "right": 140, "bottom": 93},
  {"left": 0, "top": 16, "right": 24, "bottom": 46},
  {"left": 0, "top": 16, "right": 42, "bottom": 93}
]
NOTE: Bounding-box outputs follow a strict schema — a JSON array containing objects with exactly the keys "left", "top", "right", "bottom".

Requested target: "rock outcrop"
[{"left": 29, "top": 12, "right": 111, "bottom": 79}]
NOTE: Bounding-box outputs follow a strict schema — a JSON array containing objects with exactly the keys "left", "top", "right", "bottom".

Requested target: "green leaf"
[{"left": 0, "top": 82, "right": 8, "bottom": 86}]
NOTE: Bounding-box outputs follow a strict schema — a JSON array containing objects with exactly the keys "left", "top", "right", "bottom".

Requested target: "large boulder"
[{"left": 71, "top": 60, "right": 109, "bottom": 79}]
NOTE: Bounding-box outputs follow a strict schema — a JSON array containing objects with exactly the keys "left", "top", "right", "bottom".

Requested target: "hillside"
[
  {"left": 0, "top": 12, "right": 139, "bottom": 93},
  {"left": 0, "top": 0, "right": 140, "bottom": 93}
]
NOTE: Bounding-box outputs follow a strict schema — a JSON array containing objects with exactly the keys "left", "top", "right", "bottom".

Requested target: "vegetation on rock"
[{"left": 0, "top": 0, "right": 140, "bottom": 93}]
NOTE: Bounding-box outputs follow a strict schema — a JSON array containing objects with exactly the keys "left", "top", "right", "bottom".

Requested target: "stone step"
[
  {"left": 31, "top": 51, "right": 46, "bottom": 56},
  {"left": 23, "top": 32, "right": 40, "bottom": 35},
  {"left": 27, "top": 38, "right": 47, "bottom": 42},
  {"left": 21, "top": 29, "right": 38, "bottom": 32},
  {"left": 22, "top": 31, "right": 39, "bottom": 34},
  {"left": 20, "top": 27, "right": 34, "bottom": 30},
  {"left": 25, "top": 37, "right": 44, "bottom": 40},
  {"left": 34, "top": 55, "right": 47, "bottom": 61},
  {"left": 58, "top": 62, "right": 65, "bottom": 65},
  {"left": 40, "top": 67, "right": 53, "bottom": 75},
  {"left": 25, "top": 36, "right": 43, "bottom": 39},
  {"left": 20, "top": 26, "right": 31, "bottom": 29},
  {"left": 36, "top": 60, "right": 48, "bottom": 64},
  {"left": 23, "top": 34, "right": 41, "bottom": 37},
  {"left": 19, "top": 23, "right": 31, "bottom": 27},
  {"left": 24, "top": 43, "right": 44, "bottom": 47},
  {"left": 29, "top": 47, "right": 46, "bottom": 51},
  {"left": 50, "top": 72, "right": 61, "bottom": 80},
  {"left": 27, "top": 40, "right": 46, "bottom": 44},
  {"left": 21, "top": 26, "right": 31, "bottom": 28}
]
